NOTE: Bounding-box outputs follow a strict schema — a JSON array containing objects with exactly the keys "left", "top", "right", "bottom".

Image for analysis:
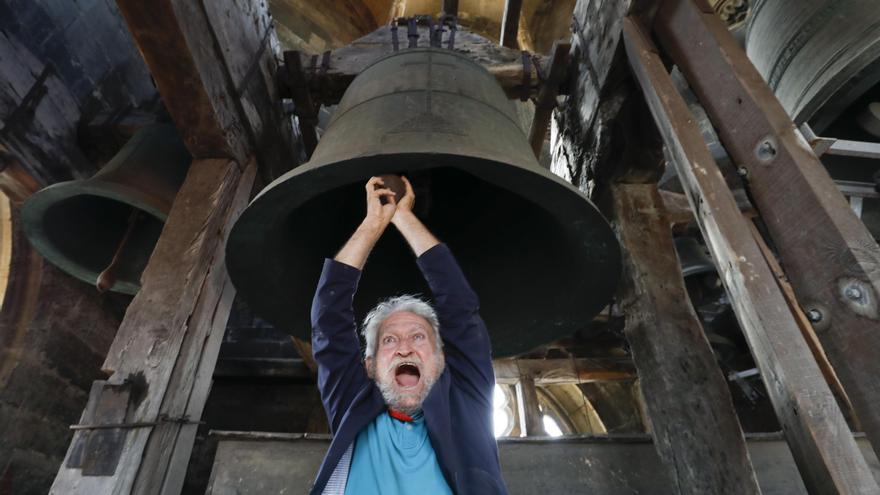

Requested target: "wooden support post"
[
  {"left": 527, "top": 41, "right": 569, "bottom": 159},
  {"left": 623, "top": 17, "right": 880, "bottom": 494},
  {"left": 52, "top": 0, "right": 293, "bottom": 491},
  {"left": 515, "top": 376, "right": 546, "bottom": 436},
  {"left": 500, "top": 0, "right": 523, "bottom": 49},
  {"left": 552, "top": 0, "right": 661, "bottom": 187},
  {"left": 114, "top": 1, "right": 247, "bottom": 163},
  {"left": 442, "top": 0, "right": 458, "bottom": 16},
  {"left": 116, "top": 0, "right": 295, "bottom": 180},
  {"left": 747, "top": 220, "right": 861, "bottom": 431},
  {"left": 51, "top": 158, "right": 256, "bottom": 493},
  {"left": 281, "top": 51, "right": 319, "bottom": 158},
  {"left": 653, "top": 0, "right": 880, "bottom": 461},
  {"left": 610, "top": 183, "right": 761, "bottom": 494}
]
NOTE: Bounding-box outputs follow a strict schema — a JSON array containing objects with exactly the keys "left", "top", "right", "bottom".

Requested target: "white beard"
[{"left": 372, "top": 354, "right": 445, "bottom": 415}]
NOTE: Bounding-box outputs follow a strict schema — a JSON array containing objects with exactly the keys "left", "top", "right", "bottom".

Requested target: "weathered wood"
[
  {"left": 748, "top": 219, "right": 861, "bottom": 431},
  {"left": 50, "top": 158, "right": 256, "bottom": 494},
  {"left": 515, "top": 377, "right": 546, "bottom": 436},
  {"left": 443, "top": 0, "right": 459, "bottom": 16},
  {"left": 286, "top": 25, "right": 545, "bottom": 106},
  {"left": 500, "top": 0, "right": 523, "bottom": 48},
  {"left": 0, "top": 148, "right": 41, "bottom": 205},
  {"left": 115, "top": 1, "right": 248, "bottom": 164},
  {"left": 660, "top": 189, "right": 756, "bottom": 226},
  {"left": 567, "top": 0, "right": 644, "bottom": 131},
  {"left": 623, "top": 16, "right": 880, "bottom": 494},
  {"left": 200, "top": 0, "right": 296, "bottom": 180},
  {"left": 494, "top": 358, "right": 635, "bottom": 385},
  {"left": 654, "top": 0, "right": 880, "bottom": 463},
  {"left": 551, "top": 0, "right": 663, "bottom": 189},
  {"left": 528, "top": 41, "right": 569, "bottom": 159},
  {"left": 116, "top": 0, "right": 295, "bottom": 181},
  {"left": 0, "top": 30, "right": 93, "bottom": 185},
  {"left": 610, "top": 182, "right": 761, "bottom": 494},
  {"left": 281, "top": 51, "right": 319, "bottom": 158}
]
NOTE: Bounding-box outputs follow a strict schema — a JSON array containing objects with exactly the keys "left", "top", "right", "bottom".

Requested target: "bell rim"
[
  {"left": 226, "top": 152, "right": 622, "bottom": 357},
  {"left": 21, "top": 179, "right": 171, "bottom": 295}
]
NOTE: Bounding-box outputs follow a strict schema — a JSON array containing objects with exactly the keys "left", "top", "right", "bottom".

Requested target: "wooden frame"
[{"left": 623, "top": 16, "right": 879, "bottom": 493}]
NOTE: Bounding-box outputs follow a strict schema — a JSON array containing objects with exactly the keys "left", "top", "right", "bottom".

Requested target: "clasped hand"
[{"left": 363, "top": 175, "right": 415, "bottom": 232}]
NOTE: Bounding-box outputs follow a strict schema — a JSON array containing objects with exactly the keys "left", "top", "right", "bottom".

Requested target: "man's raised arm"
[
  {"left": 334, "top": 176, "right": 398, "bottom": 269},
  {"left": 311, "top": 177, "right": 398, "bottom": 431},
  {"left": 392, "top": 177, "right": 495, "bottom": 400}
]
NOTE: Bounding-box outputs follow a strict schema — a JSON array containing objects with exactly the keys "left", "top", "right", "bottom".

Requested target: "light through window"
[
  {"left": 543, "top": 415, "right": 563, "bottom": 437},
  {"left": 493, "top": 384, "right": 510, "bottom": 437}
]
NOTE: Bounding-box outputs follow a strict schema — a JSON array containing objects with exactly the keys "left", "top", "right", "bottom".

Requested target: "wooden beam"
[
  {"left": 747, "top": 219, "right": 861, "bottom": 431},
  {"left": 281, "top": 51, "right": 319, "bottom": 158},
  {"left": 114, "top": 1, "right": 247, "bottom": 163},
  {"left": 284, "top": 26, "right": 544, "bottom": 106},
  {"left": 611, "top": 183, "right": 761, "bottom": 494},
  {"left": 0, "top": 148, "right": 41, "bottom": 205},
  {"left": 528, "top": 41, "right": 569, "bottom": 159},
  {"left": 116, "top": 0, "right": 295, "bottom": 180},
  {"left": 551, "top": 0, "right": 662, "bottom": 186},
  {"left": 442, "top": 0, "right": 458, "bottom": 16},
  {"left": 623, "top": 16, "right": 880, "bottom": 494},
  {"left": 660, "top": 189, "right": 755, "bottom": 226},
  {"left": 500, "top": 0, "right": 523, "bottom": 49},
  {"left": 654, "top": 0, "right": 880, "bottom": 463},
  {"left": 567, "top": 0, "right": 644, "bottom": 131},
  {"left": 493, "top": 358, "right": 636, "bottom": 385},
  {"left": 515, "top": 377, "right": 546, "bottom": 436},
  {"left": 51, "top": 159, "right": 256, "bottom": 493}
]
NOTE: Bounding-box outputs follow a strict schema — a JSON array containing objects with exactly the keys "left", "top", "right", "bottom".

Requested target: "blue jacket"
[{"left": 310, "top": 243, "right": 508, "bottom": 494}]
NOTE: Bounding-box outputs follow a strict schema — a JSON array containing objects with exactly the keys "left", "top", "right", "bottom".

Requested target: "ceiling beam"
[
  {"left": 281, "top": 25, "right": 546, "bottom": 106},
  {"left": 442, "top": 0, "right": 458, "bottom": 16},
  {"left": 500, "top": 0, "right": 523, "bottom": 48}
]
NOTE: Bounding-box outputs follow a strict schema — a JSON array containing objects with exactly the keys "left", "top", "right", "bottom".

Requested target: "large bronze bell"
[
  {"left": 226, "top": 48, "right": 621, "bottom": 357},
  {"left": 22, "top": 124, "right": 191, "bottom": 294}
]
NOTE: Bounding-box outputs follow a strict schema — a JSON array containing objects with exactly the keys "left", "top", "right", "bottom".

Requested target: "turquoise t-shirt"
[{"left": 344, "top": 412, "right": 453, "bottom": 495}]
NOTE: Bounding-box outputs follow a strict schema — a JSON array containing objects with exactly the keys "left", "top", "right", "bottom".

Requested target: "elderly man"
[{"left": 309, "top": 176, "right": 507, "bottom": 495}]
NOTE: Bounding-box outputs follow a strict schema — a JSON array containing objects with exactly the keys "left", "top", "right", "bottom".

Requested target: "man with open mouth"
[{"left": 309, "top": 175, "right": 507, "bottom": 495}]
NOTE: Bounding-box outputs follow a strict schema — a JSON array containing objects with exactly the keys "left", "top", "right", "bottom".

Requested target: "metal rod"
[{"left": 96, "top": 208, "right": 140, "bottom": 293}]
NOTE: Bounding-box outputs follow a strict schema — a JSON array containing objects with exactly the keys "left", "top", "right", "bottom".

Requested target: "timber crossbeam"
[
  {"left": 277, "top": 25, "right": 547, "bottom": 107},
  {"left": 623, "top": 14, "right": 879, "bottom": 493},
  {"left": 653, "top": 0, "right": 880, "bottom": 465}
]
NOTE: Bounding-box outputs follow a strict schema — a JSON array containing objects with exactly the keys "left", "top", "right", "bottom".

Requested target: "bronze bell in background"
[
  {"left": 21, "top": 124, "right": 191, "bottom": 294},
  {"left": 226, "top": 48, "right": 621, "bottom": 357},
  {"left": 674, "top": 236, "right": 717, "bottom": 279}
]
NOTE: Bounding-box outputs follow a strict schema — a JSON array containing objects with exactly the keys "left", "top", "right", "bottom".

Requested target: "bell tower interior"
[{"left": 2, "top": 0, "right": 880, "bottom": 494}]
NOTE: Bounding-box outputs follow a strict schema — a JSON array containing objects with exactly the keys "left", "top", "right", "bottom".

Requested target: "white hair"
[{"left": 362, "top": 294, "right": 442, "bottom": 359}]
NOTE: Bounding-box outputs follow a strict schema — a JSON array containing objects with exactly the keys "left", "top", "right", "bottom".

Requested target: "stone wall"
[{"left": 0, "top": 208, "right": 123, "bottom": 495}]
